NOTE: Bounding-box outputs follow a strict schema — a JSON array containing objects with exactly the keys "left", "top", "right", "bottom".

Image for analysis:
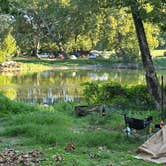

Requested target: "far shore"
[{"left": 0, "top": 56, "right": 166, "bottom": 73}]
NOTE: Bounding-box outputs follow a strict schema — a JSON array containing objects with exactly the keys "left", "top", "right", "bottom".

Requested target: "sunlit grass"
[
  {"left": 151, "top": 49, "right": 166, "bottom": 57},
  {"left": 12, "top": 50, "right": 166, "bottom": 72},
  {"left": 0, "top": 94, "right": 160, "bottom": 165},
  {"left": 14, "top": 56, "right": 111, "bottom": 67}
]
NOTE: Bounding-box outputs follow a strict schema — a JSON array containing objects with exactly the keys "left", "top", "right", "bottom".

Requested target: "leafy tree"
[
  {"left": 128, "top": 0, "right": 165, "bottom": 109},
  {"left": 70, "top": 0, "right": 165, "bottom": 109},
  {"left": 0, "top": 32, "right": 17, "bottom": 62}
]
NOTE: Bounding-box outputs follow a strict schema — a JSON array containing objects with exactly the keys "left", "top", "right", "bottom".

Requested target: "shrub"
[
  {"left": 99, "top": 82, "right": 125, "bottom": 104},
  {"left": 83, "top": 82, "right": 156, "bottom": 110},
  {"left": 110, "top": 96, "right": 130, "bottom": 109},
  {"left": 126, "top": 85, "right": 155, "bottom": 109},
  {"left": 82, "top": 82, "right": 100, "bottom": 104}
]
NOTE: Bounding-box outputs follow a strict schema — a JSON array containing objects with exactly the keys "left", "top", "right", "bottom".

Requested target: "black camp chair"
[{"left": 124, "top": 115, "right": 153, "bottom": 138}]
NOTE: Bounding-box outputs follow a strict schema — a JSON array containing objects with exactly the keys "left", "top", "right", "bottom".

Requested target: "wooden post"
[{"left": 161, "top": 75, "right": 164, "bottom": 120}]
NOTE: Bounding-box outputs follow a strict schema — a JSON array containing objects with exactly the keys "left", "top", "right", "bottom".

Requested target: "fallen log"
[{"left": 74, "top": 105, "right": 107, "bottom": 117}]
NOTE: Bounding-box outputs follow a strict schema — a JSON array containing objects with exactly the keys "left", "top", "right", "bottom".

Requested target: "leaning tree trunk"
[{"left": 131, "top": 0, "right": 165, "bottom": 109}]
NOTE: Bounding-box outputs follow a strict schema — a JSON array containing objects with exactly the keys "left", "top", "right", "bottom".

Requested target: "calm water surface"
[{"left": 0, "top": 69, "right": 166, "bottom": 104}]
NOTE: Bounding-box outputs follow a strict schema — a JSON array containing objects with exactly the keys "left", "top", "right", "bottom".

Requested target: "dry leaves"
[
  {"left": 65, "top": 143, "right": 75, "bottom": 152},
  {"left": 0, "top": 149, "right": 45, "bottom": 166}
]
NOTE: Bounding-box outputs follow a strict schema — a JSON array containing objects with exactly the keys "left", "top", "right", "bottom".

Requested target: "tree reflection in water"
[{"left": 1, "top": 69, "right": 163, "bottom": 105}]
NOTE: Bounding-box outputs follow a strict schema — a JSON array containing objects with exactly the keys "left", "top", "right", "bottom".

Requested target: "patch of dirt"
[
  {"left": 85, "top": 125, "right": 121, "bottom": 131},
  {"left": 0, "top": 137, "right": 22, "bottom": 145}
]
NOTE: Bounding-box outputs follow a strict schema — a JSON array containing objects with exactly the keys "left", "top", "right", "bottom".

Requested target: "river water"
[{"left": 0, "top": 69, "right": 166, "bottom": 104}]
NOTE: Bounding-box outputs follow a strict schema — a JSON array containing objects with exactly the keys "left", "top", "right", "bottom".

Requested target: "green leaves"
[
  {"left": 82, "top": 82, "right": 155, "bottom": 109},
  {"left": 0, "top": 32, "right": 17, "bottom": 63},
  {"left": 0, "top": 0, "right": 164, "bottom": 58}
]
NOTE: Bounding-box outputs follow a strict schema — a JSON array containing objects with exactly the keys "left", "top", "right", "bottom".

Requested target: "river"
[{"left": 0, "top": 69, "right": 166, "bottom": 104}]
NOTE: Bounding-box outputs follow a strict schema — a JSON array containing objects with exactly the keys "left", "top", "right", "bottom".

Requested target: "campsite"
[
  {"left": 0, "top": 0, "right": 166, "bottom": 165},
  {"left": 0, "top": 69, "right": 165, "bottom": 165}
]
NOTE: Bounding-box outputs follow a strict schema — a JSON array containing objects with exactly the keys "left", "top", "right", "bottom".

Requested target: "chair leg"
[
  {"left": 126, "top": 126, "right": 131, "bottom": 138},
  {"left": 146, "top": 125, "right": 150, "bottom": 140},
  {"left": 125, "top": 122, "right": 128, "bottom": 138},
  {"left": 126, "top": 128, "right": 128, "bottom": 138}
]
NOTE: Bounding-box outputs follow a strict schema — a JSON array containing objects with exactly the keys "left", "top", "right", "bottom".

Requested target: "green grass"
[
  {"left": 151, "top": 49, "right": 166, "bottom": 57},
  {"left": 0, "top": 96, "right": 161, "bottom": 165},
  {"left": 153, "top": 57, "right": 166, "bottom": 68},
  {"left": 1, "top": 111, "right": 75, "bottom": 145},
  {"left": 11, "top": 50, "right": 166, "bottom": 72},
  {"left": 151, "top": 49, "right": 166, "bottom": 68},
  {"left": 14, "top": 56, "right": 111, "bottom": 68},
  {"left": 0, "top": 93, "right": 53, "bottom": 116}
]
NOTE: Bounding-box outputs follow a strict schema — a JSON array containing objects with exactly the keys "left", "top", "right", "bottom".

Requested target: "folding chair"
[{"left": 124, "top": 114, "right": 153, "bottom": 139}]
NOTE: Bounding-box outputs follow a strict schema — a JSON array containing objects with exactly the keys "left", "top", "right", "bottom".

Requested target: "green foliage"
[
  {"left": 145, "top": 23, "right": 160, "bottom": 50},
  {"left": 0, "top": 93, "right": 48, "bottom": 116},
  {"left": 0, "top": 93, "right": 75, "bottom": 145},
  {"left": 157, "top": 32, "right": 166, "bottom": 49},
  {"left": 2, "top": 111, "right": 75, "bottom": 145},
  {"left": 0, "top": 0, "right": 10, "bottom": 13},
  {"left": 126, "top": 85, "right": 155, "bottom": 109},
  {"left": 99, "top": 82, "right": 125, "bottom": 104},
  {"left": 83, "top": 82, "right": 126, "bottom": 105},
  {"left": 0, "top": 32, "right": 17, "bottom": 62},
  {"left": 0, "top": 14, "right": 11, "bottom": 38},
  {"left": 110, "top": 96, "right": 130, "bottom": 110},
  {"left": 1, "top": 0, "right": 161, "bottom": 62},
  {"left": 82, "top": 82, "right": 100, "bottom": 104},
  {"left": 0, "top": 93, "right": 160, "bottom": 165},
  {"left": 77, "top": 130, "right": 123, "bottom": 149},
  {"left": 83, "top": 82, "right": 156, "bottom": 109}
]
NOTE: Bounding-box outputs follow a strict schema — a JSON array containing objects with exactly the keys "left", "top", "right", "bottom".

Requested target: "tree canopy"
[{"left": 0, "top": 0, "right": 165, "bottom": 60}]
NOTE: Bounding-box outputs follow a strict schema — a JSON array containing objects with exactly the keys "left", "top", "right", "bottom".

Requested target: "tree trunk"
[
  {"left": 32, "top": 37, "right": 40, "bottom": 58},
  {"left": 131, "top": 0, "right": 165, "bottom": 109}
]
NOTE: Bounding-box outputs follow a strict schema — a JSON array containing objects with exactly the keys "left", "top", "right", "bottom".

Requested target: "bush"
[
  {"left": 83, "top": 82, "right": 156, "bottom": 110},
  {"left": 126, "top": 85, "right": 155, "bottom": 109},
  {"left": 110, "top": 96, "right": 130, "bottom": 109},
  {"left": 99, "top": 82, "right": 125, "bottom": 104},
  {"left": 82, "top": 82, "right": 100, "bottom": 104}
]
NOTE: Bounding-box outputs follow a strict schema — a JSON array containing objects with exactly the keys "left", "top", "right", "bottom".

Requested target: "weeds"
[{"left": 0, "top": 94, "right": 160, "bottom": 165}]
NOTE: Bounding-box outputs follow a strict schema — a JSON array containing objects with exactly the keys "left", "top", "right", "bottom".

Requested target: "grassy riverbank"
[
  {"left": 14, "top": 56, "right": 114, "bottom": 70},
  {"left": 12, "top": 50, "right": 166, "bottom": 72},
  {"left": 0, "top": 93, "right": 161, "bottom": 165}
]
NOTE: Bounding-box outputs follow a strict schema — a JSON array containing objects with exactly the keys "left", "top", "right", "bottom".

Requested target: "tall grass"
[
  {"left": 0, "top": 95, "right": 160, "bottom": 165},
  {"left": 1, "top": 111, "right": 76, "bottom": 146},
  {"left": 0, "top": 93, "right": 50, "bottom": 116}
]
